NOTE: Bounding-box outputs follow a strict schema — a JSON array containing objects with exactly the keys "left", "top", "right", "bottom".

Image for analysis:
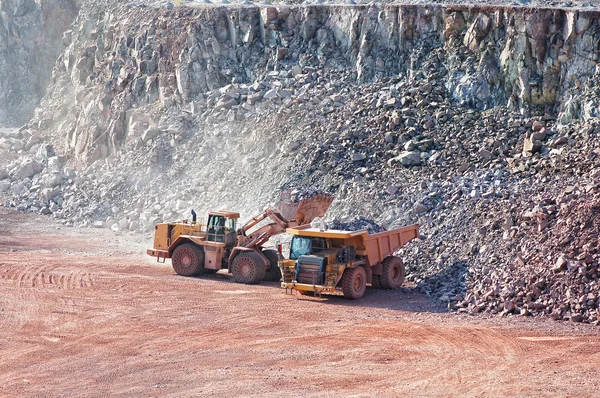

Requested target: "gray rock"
[
  {"left": 11, "top": 158, "right": 42, "bottom": 180},
  {"left": 351, "top": 153, "right": 366, "bottom": 162},
  {"left": 396, "top": 151, "right": 422, "bottom": 167},
  {"left": 41, "top": 173, "right": 65, "bottom": 188},
  {"left": 264, "top": 89, "right": 278, "bottom": 100},
  {"left": 0, "top": 180, "right": 11, "bottom": 192},
  {"left": 11, "top": 183, "right": 27, "bottom": 196},
  {"left": 291, "top": 65, "right": 303, "bottom": 77},
  {"left": 41, "top": 187, "right": 61, "bottom": 202},
  {"left": 386, "top": 185, "right": 398, "bottom": 195},
  {"left": 142, "top": 127, "right": 161, "bottom": 143},
  {"left": 36, "top": 143, "right": 55, "bottom": 161}
]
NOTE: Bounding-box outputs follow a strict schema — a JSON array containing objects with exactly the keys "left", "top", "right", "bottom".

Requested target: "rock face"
[
  {"left": 24, "top": 4, "right": 600, "bottom": 164},
  {"left": 0, "top": 0, "right": 79, "bottom": 126}
]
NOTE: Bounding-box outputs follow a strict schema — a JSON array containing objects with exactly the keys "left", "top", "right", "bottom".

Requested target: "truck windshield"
[{"left": 290, "top": 236, "right": 312, "bottom": 260}]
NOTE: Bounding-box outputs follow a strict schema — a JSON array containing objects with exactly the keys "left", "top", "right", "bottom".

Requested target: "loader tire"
[
  {"left": 380, "top": 256, "right": 405, "bottom": 290},
  {"left": 371, "top": 274, "right": 382, "bottom": 289},
  {"left": 171, "top": 243, "right": 204, "bottom": 276},
  {"left": 232, "top": 252, "right": 266, "bottom": 284},
  {"left": 262, "top": 249, "right": 282, "bottom": 282},
  {"left": 342, "top": 266, "right": 367, "bottom": 300}
]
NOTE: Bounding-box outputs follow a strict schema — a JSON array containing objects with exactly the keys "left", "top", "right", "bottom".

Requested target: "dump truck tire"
[
  {"left": 380, "top": 256, "right": 405, "bottom": 289},
  {"left": 171, "top": 243, "right": 204, "bottom": 276},
  {"left": 371, "top": 274, "right": 382, "bottom": 289},
  {"left": 232, "top": 252, "right": 266, "bottom": 284},
  {"left": 342, "top": 266, "right": 367, "bottom": 299},
  {"left": 262, "top": 249, "right": 282, "bottom": 281}
]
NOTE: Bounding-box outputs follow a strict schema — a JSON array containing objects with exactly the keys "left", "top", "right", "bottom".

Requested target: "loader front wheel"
[
  {"left": 380, "top": 256, "right": 405, "bottom": 289},
  {"left": 262, "top": 249, "right": 282, "bottom": 282},
  {"left": 342, "top": 266, "right": 367, "bottom": 300},
  {"left": 232, "top": 252, "right": 266, "bottom": 284},
  {"left": 171, "top": 243, "right": 204, "bottom": 276}
]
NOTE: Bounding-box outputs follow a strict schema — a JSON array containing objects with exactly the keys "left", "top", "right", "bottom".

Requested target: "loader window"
[
  {"left": 228, "top": 219, "right": 236, "bottom": 232},
  {"left": 226, "top": 219, "right": 237, "bottom": 246},
  {"left": 207, "top": 215, "right": 227, "bottom": 242}
]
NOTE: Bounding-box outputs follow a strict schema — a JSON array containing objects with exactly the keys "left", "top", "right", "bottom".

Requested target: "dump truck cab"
[{"left": 280, "top": 227, "right": 370, "bottom": 298}]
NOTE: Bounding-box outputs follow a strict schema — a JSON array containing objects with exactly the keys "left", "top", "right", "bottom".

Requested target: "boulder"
[
  {"left": 142, "top": 127, "right": 161, "bottom": 143},
  {"left": 391, "top": 151, "right": 422, "bottom": 167},
  {"left": 523, "top": 136, "right": 542, "bottom": 154},
  {"left": 41, "top": 172, "right": 66, "bottom": 188},
  {"left": 11, "top": 158, "right": 42, "bottom": 180},
  {"left": 41, "top": 187, "right": 61, "bottom": 203},
  {"left": 0, "top": 180, "right": 11, "bottom": 192}
]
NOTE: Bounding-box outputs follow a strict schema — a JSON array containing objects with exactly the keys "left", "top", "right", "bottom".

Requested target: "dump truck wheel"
[
  {"left": 171, "top": 243, "right": 204, "bottom": 276},
  {"left": 262, "top": 249, "right": 282, "bottom": 282},
  {"left": 380, "top": 256, "right": 405, "bottom": 289},
  {"left": 232, "top": 252, "right": 266, "bottom": 284},
  {"left": 342, "top": 266, "right": 367, "bottom": 300},
  {"left": 371, "top": 274, "right": 382, "bottom": 289}
]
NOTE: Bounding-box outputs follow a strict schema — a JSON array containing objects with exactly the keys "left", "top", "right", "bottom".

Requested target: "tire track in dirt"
[{"left": 0, "top": 260, "right": 95, "bottom": 290}]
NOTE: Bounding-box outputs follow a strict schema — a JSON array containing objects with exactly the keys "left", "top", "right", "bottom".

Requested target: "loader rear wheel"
[
  {"left": 342, "top": 266, "right": 367, "bottom": 300},
  {"left": 232, "top": 252, "right": 266, "bottom": 284},
  {"left": 380, "top": 256, "right": 405, "bottom": 290},
  {"left": 171, "top": 243, "right": 204, "bottom": 276},
  {"left": 262, "top": 249, "right": 282, "bottom": 282}
]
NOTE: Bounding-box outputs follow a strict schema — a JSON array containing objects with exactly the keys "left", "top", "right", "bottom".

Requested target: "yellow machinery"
[
  {"left": 147, "top": 192, "right": 334, "bottom": 284},
  {"left": 279, "top": 224, "right": 419, "bottom": 299}
]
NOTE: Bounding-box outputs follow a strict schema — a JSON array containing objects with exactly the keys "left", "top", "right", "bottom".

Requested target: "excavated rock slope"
[
  {"left": 29, "top": 4, "right": 600, "bottom": 163},
  {"left": 0, "top": 0, "right": 79, "bottom": 126},
  {"left": 4, "top": 3, "right": 600, "bottom": 324}
]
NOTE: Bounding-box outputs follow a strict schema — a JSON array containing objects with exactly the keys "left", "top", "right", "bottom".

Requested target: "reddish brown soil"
[{"left": 1, "top": 208, "right": 599, "bottom": 397}]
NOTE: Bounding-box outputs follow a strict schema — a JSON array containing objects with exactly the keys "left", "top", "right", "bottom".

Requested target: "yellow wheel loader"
[{"left": 147, "top": 191, "right": 334, "bottom": 284}]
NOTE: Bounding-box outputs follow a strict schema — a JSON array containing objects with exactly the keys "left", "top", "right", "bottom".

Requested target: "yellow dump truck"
[{"left": 279, "top": 224, "right": 419, "bottom": 299}]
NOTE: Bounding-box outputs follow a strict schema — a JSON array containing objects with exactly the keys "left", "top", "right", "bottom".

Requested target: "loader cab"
[{"left": 206, "top": 211, "right": 240, "bottom": 246}]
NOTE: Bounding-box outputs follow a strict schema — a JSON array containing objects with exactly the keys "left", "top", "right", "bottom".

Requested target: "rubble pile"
[
  {"left": 283, "top": 189, "right": 331, "bottom": 203},
  {"left": 456, "top": 190, "right": 600, "bottom": 323},
  {"left": 325, "top": 217, "right": 386, "bottom": 234},
  {"left": 4, "top": 3, "right": 600, "bottom": 323}
]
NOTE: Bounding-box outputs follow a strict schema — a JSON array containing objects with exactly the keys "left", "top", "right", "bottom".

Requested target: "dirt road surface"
[{"left": 0, "top": 208, "right": 599, "bottom": 397}]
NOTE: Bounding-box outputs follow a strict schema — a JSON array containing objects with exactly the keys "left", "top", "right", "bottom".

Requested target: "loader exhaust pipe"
[{"left": 191, "top": 209, "right": 197, "bottom": 223}]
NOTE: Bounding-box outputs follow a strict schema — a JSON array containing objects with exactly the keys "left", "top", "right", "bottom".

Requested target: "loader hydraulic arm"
[
  {"left": 240, "top": 208, "right": 287, "bottom": 233},
  {"left": 238, "top": 208, "right": 293, "bottom": 248},
  {"left": 236, "top": 191, "right": 334, "bottom": 250}
]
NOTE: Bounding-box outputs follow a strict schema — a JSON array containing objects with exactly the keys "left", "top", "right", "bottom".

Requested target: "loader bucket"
[{"left": 278, "top": 190, "right": 334, "bottom": 226}]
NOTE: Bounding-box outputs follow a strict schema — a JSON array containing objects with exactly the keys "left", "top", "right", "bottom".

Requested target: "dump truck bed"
[
  {"left": 286, "top": 223, "right": 419, "bottom": 266},
  {"left": 362, "top": 225, "right": 419, "bottom": 266}
]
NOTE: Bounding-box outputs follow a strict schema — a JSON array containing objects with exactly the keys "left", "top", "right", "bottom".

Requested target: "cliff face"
[
  {"left": 0, "top": 0, "right": 79, "bottom": 126},
  {"left": 17, "top": 3, "right": 600, "bottom": 163}
]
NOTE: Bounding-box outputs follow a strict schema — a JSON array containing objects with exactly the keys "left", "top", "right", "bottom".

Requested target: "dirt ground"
[{"left": 0, "top": 208, "right": 599, "bottom": 397}]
